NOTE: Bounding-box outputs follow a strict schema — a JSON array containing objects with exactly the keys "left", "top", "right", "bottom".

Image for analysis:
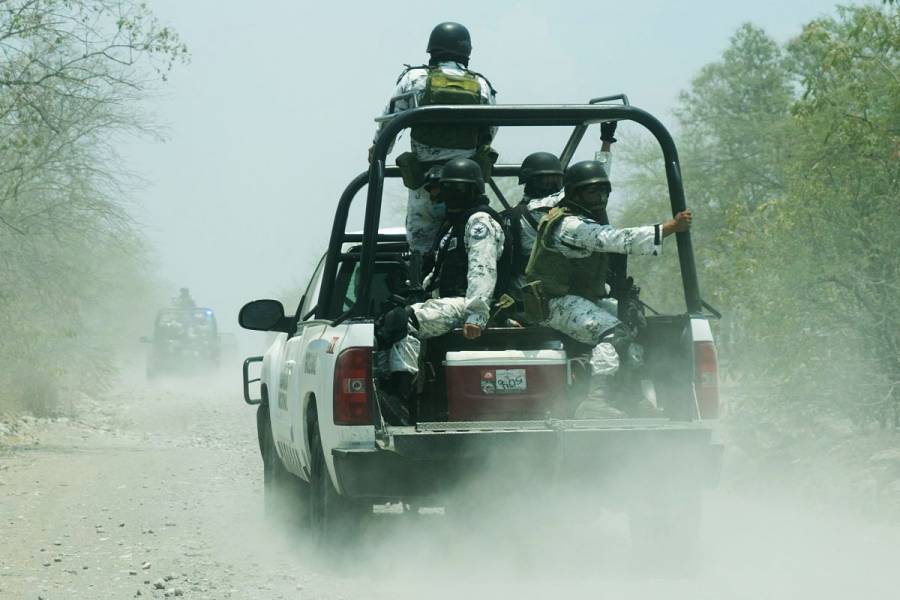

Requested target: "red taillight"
[
  {"left": 694, "top": 341, "right": 720, "bottom": 419},
  {"left": 333, "top": 347, "right": 372, "bottom": 426}
]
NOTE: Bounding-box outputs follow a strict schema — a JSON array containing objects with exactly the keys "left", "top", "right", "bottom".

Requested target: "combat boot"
[
  {"left": 626, "top": 397, "right": 665, "bottom": 418},
  {"left": 376, "top": 373, "right": 412, "bottom": 426}
]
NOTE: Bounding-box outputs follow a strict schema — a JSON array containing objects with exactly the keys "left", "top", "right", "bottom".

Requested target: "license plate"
[{"left": 483, "top": 368, "right": 527, "bottom": 394}]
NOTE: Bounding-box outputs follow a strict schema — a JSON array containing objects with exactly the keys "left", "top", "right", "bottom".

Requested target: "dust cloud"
[
  {"left": 204, "top": 372, "right": 900, "bottom": 600},
  {"left": 2, "top": 347, "right": 899, "bottom": 599},
  {"left": 2, "top": 1, "right": 896, "bottom": 599}
]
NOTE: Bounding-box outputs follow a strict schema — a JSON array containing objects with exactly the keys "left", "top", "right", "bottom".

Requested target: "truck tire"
[
  {"left": 628, "top": 490, "right": 702, "bottom": 577},
  {"left": 258, "top": 403, "right": 308, "bottom": 525},
  {"left": 307, "top": 419, "right": 365, "bottom": 548}
]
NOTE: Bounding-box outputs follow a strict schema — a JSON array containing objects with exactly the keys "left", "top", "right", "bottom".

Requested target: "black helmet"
[
  {"left": 439, "top": 157, "right": 484, "bottom": 193},
  {"left": 564, "top": 160, "right": 610, "bottom": 191},
  {"left": 519, "top": 152, "right": 563, "bottom": 184},
  {"left": 427, "top": 22, "right": 472, "bottom": 60}
]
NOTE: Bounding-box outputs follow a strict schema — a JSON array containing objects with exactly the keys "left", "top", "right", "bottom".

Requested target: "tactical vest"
[
  {"left": 525, "top": 207, "right": 608, "bottom": 302},
  {"left": 501, "top": 201, "right": 543, "bottom": 279},
  {"left": 410, "top": 66, "right": 487, "bottom": 150},
  {"left": 430, "top": 204, "right": 512, "bottom": 299}
]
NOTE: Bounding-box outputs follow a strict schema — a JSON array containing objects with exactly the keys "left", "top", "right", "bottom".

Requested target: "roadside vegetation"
[
  {"left": 0, "top": 0, "right": 186, "bottom": 416},
  {"left": 620, "top": 5, "right": 899, "bottom": 507}
]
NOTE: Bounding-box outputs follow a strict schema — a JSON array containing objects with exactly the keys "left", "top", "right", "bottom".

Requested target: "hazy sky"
[{"left": 121, "top": 0, "right": 864, "bottom": 337}]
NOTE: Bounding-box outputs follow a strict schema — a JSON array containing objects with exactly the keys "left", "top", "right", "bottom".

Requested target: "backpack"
[{"left": 408, "top": 66, "right": 491, "bottom": 149}]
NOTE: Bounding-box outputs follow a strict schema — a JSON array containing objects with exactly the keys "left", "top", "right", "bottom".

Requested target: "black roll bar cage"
[{"left": 317, "top": 103, "right": 703, "bottom": 322}]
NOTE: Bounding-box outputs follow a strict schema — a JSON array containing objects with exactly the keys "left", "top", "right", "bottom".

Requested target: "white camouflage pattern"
[
  {"left": 380, "top": 61, "right": 497, "bottom": 252},
  {"left": 538, "top": 207, "right": 664, "bottom": 378},
  {"left": 460, "top": 211, "right": 504, "bottom": 327},
  {"left": 545, "top": 294, "right": 621, "bottom": 345},
  {"left": 514, "top": 151, "right": 614, "bottom": 280},
  {"left": 388, "top": 211, "right": 504, "bottom": 373},
  {"left": 419, "top": 210, "right": 504, "bottom": 328},
  {"left": 547, "top": 215, "right": 661, "bottom": 257},
  {"left": 405, "top": 186, "right": 442, "bottom": 253},
  {"left": 375, "top": 61, "right": 497, "bottom": 162},
  {"left": 591, "top": 342, "right": 620, "bottom": 376},
  {"left": 388, "top": 329, "right": 422, "bottom": 374}
]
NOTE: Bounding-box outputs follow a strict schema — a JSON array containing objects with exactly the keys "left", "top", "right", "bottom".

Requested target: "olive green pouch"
[
  {"left": 471, "top": 145, "right": 499, "bottom": 181},
  {"left": 521, "top": 281, "right": 550, "bottom": 323},
  {"left": 396, "top": 152, "right": 425, "bottom": 189}
]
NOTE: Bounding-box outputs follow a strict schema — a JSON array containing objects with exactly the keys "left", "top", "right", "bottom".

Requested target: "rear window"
[{"left": 329, "top": 255, "right": 408, "bottom": 317}]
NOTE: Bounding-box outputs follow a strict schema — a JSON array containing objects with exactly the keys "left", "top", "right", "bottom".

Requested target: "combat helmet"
[{"left": 427, "top": 22, "right": 472, "bottom": 60}]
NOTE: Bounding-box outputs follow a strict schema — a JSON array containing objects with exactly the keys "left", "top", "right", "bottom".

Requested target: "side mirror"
[{"left": 238, "top": 299, "right": 295, "bottom": 334}]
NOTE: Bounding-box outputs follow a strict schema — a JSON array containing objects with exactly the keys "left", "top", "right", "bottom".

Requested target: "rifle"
[{"left": 607, "top": 255, "right": 654, "bottom": 332}]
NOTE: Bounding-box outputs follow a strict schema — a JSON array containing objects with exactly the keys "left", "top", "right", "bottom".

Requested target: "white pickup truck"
[{"left": 239, "top": 101, "right": 723, "bottom": 567}]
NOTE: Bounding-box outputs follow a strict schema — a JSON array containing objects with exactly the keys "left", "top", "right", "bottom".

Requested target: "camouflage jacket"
[{"left": 423, "top": 211, "right": 505, "bottom": 328}]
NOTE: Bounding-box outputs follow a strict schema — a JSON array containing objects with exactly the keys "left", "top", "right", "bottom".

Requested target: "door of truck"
[{"left": 284, "top": 255, "right": 331, "bottom": 478}]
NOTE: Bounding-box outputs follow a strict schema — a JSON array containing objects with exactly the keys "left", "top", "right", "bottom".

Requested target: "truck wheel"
[
  {"left": 307, "top": 420, "right": 364, "bottom": 548},
  {"left": 258, "top": 403, "right": 308, "bottom": 526},
  {"left": 628, "top": 490, "right": 702, "bottom": 577}
]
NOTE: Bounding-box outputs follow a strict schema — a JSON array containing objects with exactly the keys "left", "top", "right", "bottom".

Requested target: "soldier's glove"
[{"left": 600, "top": 120, "right": 618, "bottom": 144}]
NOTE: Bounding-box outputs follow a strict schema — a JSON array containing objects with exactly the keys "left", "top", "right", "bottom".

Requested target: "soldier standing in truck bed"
[{"left": 371, "top": 22, "right": 498, "bottom": 255}]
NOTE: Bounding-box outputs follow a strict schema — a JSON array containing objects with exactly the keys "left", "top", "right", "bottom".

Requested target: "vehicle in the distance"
[
  {"left": 239, "top": 97, "right": 723, "bottom": 569},
  {"left": 142, "top": 307, "right": 221, "bottom": 378}
]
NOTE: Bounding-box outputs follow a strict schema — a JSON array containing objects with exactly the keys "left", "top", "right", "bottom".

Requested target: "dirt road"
[{"left": 2, "top": 374, "right": 899, "bottom": 600}]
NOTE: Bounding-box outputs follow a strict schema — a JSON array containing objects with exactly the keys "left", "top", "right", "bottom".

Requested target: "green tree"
[
  {"left": 780, "top": 5, "right": 900, "bottom": 425},
  {"left": 620, "top": 6, "right": 899, "bottom": 429}
]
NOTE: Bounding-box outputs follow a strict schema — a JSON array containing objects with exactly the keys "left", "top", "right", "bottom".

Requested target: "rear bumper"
[{"left": 332, "top": 419, "right": 724, "bottom": 499}]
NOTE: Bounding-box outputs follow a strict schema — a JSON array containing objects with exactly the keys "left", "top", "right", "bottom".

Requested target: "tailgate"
[
  {"left": 382, "top": 418, "right": 716, "bottom": 457},
  {"left": 382, "top": 418, "right": 722, "bottom": 488},
  {"left": 333, "top": 419, "right": 723, "bottom": 498}
]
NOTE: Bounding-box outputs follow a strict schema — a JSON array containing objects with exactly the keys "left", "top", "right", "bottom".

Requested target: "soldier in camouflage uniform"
[
  {"left": 371, "top": 22, "right": 498, "bottom": 254},
  {"left": 507, "top": 122, "right": 618, "bottom": 288},
  {"left": 386, "top": 158, "right": 508, "bottom": 370},
  {"left": 524, "top": 159, "right": 692, "bottom": 417},
  {"left": 374, "top": 159, "right": 509, "bottom": 424}
]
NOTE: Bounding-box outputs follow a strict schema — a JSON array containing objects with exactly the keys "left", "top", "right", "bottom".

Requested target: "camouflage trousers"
[
  {"left": 388, "top": 298, "right": 468, "bottom": 374},
  {"left": 544, "top": 294, "right": 622, "bottom": 376},
  {"left": 406, "top": 186, "right": 442, "bottom": 254}
]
